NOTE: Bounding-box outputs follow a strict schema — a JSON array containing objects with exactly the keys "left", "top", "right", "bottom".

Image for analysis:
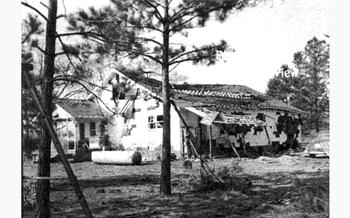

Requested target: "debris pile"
[{"left": 304, "top": 130, "right": 329, "bottom": 157}]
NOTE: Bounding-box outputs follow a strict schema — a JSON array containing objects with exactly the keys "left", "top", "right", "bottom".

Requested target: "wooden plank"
[
  {"left": 208, "top": 125, "right": 213, "bottom": 160},
  {"left": 23, "top": 176, "right": 68, "bottom": 181},
  {"left": 229, "top": 142, "right": 241, "bottom": 159},
  {"left": 264, "top": 126, "right": 271, "bottom": 145},
  {"left": 180, "top": 128, "right": 184, "bottom": 160}
]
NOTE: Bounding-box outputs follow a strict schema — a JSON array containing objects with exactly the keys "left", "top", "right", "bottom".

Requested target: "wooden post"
[
  {"left": 221, "top": 127, "right": 241, "bottom": 159},
  {"left": 180, "top": 128, "right": 184, "bottom": 160},
  {"left": 23, "top": 71, "right": 94, "bottom": 218},
  {"left": 264, "top": 126, "right": 271, "bottom": 145},
  {"left": 230, "top": 142, "right": 241, "bottom": 159},
  {"left": 208, "top": 125, "right": 213, "bottom": 160},
  {"left": 73, "top": 120, "right": 77, "bottom": 151},
  {"left": 66, "top": 118, "right": 69, "bottom": 151}
]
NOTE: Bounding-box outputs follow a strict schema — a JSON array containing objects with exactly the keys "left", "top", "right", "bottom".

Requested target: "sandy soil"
[{"left": 22, "top": 153, "right": 329, "bottom": 217}]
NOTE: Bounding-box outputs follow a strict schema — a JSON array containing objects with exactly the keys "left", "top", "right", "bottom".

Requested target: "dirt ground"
[{"left": 22, "top": 153, "right": 329, "bottom": 218}]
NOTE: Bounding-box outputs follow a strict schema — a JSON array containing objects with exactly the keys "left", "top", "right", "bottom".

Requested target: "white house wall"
[
  {"left": 52, "top": 105, "right": 75, "bottom": 155},
  {"left": 104, "top": 94, "right": 181, "bottom": 153},
  {"left": 53, "top": 104, "right": 72, "bottom": 119},
  {"left": 75, "top": 119, "right": 102, "bottom": 149}
]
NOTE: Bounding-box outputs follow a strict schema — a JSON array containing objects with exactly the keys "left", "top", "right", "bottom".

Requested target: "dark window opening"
[
  {"left": 148, "top": 115, "right": 163, "bottom": 129},
  {"left": 90, "top": 122, "right": 96, "bottom": 136},
  {"left": 68, "top": 140, "right": 75, "bottom": 150},
  {"left": 157, "top": 115, "right": 164, "bottom": 128},
  {"left": 100, "top": 121, "right": 107, "bottom": 136},
  {"left": 256, "top": 113, "right": 266, "bottom": 121},
  {"left": 79, "top": 123, "right": 85, "bottom": 140}
]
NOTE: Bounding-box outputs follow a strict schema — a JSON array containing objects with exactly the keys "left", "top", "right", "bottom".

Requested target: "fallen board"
[{"left": 91, "top": 151, "right": 142, "bottom": 165}]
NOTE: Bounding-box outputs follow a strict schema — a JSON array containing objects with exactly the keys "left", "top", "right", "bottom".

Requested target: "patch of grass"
[
  {"left": 22, "top": 157, "right": 329, "bottom": 217},
  {"left": 259, "top": 176, "right": 329, "bottom": 218},
  {"left": 289, "top": 177, "right": 329, "bottom": 215}
]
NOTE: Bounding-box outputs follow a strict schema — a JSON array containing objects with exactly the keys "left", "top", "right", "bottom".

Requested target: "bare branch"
[
  {"left": 33, "top": 44, "right": 47, "bottom": 54},
  {"left": 137, "top": 37, "right": 162, "bottom": 47},
  {"left": 53, "top": 74, "right": 111, "bottom": 92},
  {"left": 54, "top": 51, "right": 66, "bottom": 56},
  {"left": 54, "top": 77, "right": 117, "bottom": 115},
  {"left": 56, "top": 14, "right": 66, "bottom": 19},
  {"left": 143, "top": 0, "right": 164, "bottom": 23},
  {"left": 56, "top": 34, "right": 83, "bottom": 69},
  {"left": 21, "top": 2, "right": 48, "bottom": 21},
  {"left": 55, "top": 81, "right": 70, "bottom": 97},
  {"left": 169, "top": 60, "right": 181, "bottom": 74},
  {"left": 40, "top": 1, "right": 50, "bottom": 10}
]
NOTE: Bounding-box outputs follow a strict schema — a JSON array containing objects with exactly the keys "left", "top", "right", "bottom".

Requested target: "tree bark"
[
  {"left": 160, "top": 0, "right": 171, "bottom": 195},
  {"left": 36, "top": 0, "right": 57, "bottom": 217}
]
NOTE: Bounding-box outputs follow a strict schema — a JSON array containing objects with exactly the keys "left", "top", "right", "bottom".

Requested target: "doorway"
[{"left": 79, "top": 123, "right": 85, "bottom": 140}]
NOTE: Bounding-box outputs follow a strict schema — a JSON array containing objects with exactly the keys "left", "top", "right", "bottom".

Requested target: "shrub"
[
  {"left": 131, "top": 151, "right": 142, "bottom": 165},
  {"left": 192, "top": 160, "right": 249, "bottom": 193},
  {"left": 23, "top": 181, "right": 36, "bottom": 210},
  {"left": 290, "top": 177, "right": 329, "bottom": 215}
]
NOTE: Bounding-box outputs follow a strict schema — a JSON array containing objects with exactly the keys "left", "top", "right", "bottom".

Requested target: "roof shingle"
[{"left": 55, "top": 99, "right": 108, "bottom": 119}]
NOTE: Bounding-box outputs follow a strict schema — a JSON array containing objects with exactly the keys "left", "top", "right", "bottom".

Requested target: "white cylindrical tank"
[{"left": 91, "top": 151, "right": 142, "bottom": 165}]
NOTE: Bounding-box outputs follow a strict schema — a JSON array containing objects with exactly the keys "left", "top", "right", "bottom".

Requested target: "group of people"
[{"left": 276, "top": 112, "right": 302, "bottom": 150}]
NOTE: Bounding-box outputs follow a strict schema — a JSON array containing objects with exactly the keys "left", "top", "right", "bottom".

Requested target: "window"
[
  {"left": 90, "top": 122, "right": 96, "bottom": 136},
  {"left": 256, "top": 113, "right": 266, "bottom": 121},
  {"left": 68, "top": 141, "right": 75, "bottom": 150},
  {"left": 148, "top": 115, "right": 163, "bottom": 129},
  {"left": 100, "top": 121, "right": 107, "bottom": 136},
  {"left": 156, "top": 115, "right": 164, "bottom": 128}
]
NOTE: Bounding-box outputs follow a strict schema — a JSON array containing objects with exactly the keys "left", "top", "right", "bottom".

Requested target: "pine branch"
[
  {"left": 170, "top": 47, "right": 211, "bottom": 64},
  {"left": 56, "top": 34, "right": 83, "bottom": 68},
  {"left": 169, "top": 13, "right": 199, "bottom": 32},
  {"left": 169, "top": 1, "right": 199, "bottom": 23},
  {"left": 169, "top": 56, "right": 213, "bottom": 66}
]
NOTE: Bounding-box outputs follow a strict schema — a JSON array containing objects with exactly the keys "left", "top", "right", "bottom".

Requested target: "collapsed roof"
[{"left": 114, "top": 68, "right": 304, "bottom": 114}]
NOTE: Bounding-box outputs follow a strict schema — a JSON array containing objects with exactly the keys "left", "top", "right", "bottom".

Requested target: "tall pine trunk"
[
  {"left": 160, "top": 0, "right": 171, "bottom": 195},
  {"left": 36, "top": 0, "right": 57, "bottom": 217}
]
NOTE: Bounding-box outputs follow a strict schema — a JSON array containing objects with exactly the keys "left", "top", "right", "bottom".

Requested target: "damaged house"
[{"left": 52, "top": 68, "right": 304, "bottom": 159}]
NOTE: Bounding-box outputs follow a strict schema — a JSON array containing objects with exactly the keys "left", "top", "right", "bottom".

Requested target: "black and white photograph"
[{"left": 16, "top": 0, "right": 335, "bottom": 217}]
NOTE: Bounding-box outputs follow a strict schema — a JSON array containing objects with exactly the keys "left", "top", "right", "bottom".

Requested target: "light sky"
[{"left": 22, "top": 0, "right": 329, "bottom": 93}]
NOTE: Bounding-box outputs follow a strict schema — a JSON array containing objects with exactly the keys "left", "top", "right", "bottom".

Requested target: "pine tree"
[{"left": 266, "top": 37, "right": 329, "bottom": 133}]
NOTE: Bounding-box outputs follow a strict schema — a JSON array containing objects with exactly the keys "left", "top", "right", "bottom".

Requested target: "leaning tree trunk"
[
  {"left": 160, "top": 0, "right": 171, "bottom": 195},
  {"left": 36, "top": 0, "right": 57, "bottom": 217}
]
